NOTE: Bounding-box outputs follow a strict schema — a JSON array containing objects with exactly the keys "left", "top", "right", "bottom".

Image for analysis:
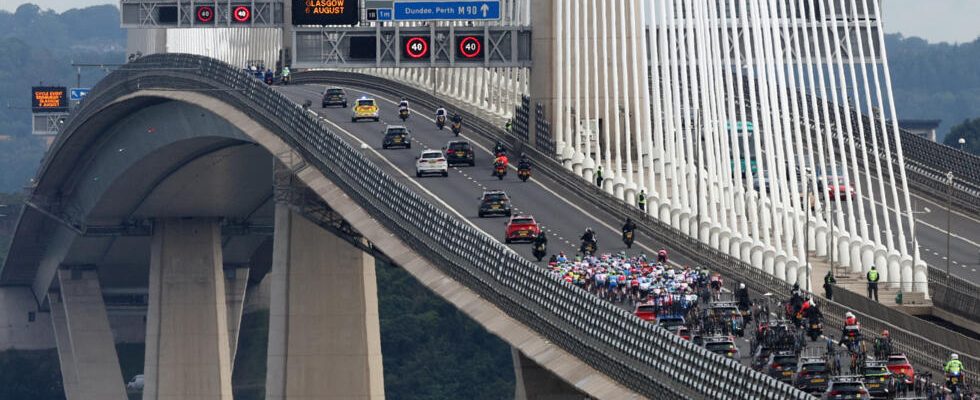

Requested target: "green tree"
[{"left": 943, "top": 118, "right": 980, "bottom": 155}]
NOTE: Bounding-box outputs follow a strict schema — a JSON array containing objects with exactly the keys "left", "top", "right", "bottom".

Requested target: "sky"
[{"left": 0, "top": 0, "right": 979, "bottom": 44}]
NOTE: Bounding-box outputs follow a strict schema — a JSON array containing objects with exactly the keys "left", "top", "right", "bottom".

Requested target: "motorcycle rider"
[
  {"left": 531, "top": 231, "right": 548, "bottom": 261},
  {"left": 451, "top": 111, "right": 463, "bottom": 125},
  {"left": 517, "top": 155, "right": 531, "bottom": 171},
  {"left": 735, "top": 282, "right": 751, "bottom": 310},
  {"left": 435, "top": 106, "right": 447, "bottom": 118},
  {"left": 622, "top": 217, "right": 637, "bottom": 234},
  {"left": 580, "top": 228, "right": 597, "bottom": 253},
  {"left": 492, "top": 152, "right": 509, "bottom": 176},
  {"left": 803, "top": 299, "right": 822, "bottom": 322},
  {"left": 493, "top": 140, "right": 507, "bottom": 156},
  {"left": 945, "top": 353, "right": 964, "bottom": 376},
  {"left": 281, "top": 66, "right": 290, "bottom": 84},
  {"left": 398, "top": 97, "right": 409, "bottom": 110}
]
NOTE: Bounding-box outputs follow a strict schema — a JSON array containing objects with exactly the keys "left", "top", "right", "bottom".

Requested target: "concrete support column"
[
  {"left": 224, "top": 266, "right": 250, "bottom": 364},
  {"left": 54, "top": 268, "right": 128, "bottom": 400},
  {"left": 144, "top": 218, "right": 233, "bottom": 400},
  {"left": 265, "top": 205, "right": 385, "bottom": 400},
  {"left": 50, "top": 293, "right": 79, "bottom": 400},
  {"left": 528, "top": 0, "right": 555, "bottom": 146},
  {"left": 512, "top": 347, "right": 584, "bottom": 400}
]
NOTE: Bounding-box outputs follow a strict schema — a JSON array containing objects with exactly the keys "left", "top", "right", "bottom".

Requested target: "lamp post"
[
  {"left": 946, "top": 171, "right": 954, "bottom": 276},
  {"left": 803, "top": 167, "right": 812, "bottom": 292},
  {"left": 958, "top": 138, "right": 966, "bottom": 151}
]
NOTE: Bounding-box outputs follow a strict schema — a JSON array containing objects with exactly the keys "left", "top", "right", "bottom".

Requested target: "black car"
[
  {"left": 861, "top": 360, "right": 895, "bottom": 399},
  {"left": 322, "top": 87, "right": 348, "bottom": 108},
  {"left": 768, "top": 351, "right": 799, "bottom": 384},
  {"left": 796, "top": 357, "right": 831, "bottom": 394},
  {"left": 382, "top": 126, "right": 411, "bottom": 149},
  {"left": 444, "top": 140, "right": 475, "bottom": 166},
  {"left": 478, "top": 190, "right": 512, "bottom": 218}
]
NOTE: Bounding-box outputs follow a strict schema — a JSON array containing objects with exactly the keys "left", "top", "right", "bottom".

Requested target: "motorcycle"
[
  {"left": 532, "top": 242, "right": 547, "bottom": 261},
  {"left": 281, "top": 75, "right": 290, "bottom": 85},
  {"left": 518, "top": 168, "right": 531, "bottom": 182},
  {"left": 494, "top": 163, "right": 507, "bottom": 180},
  {"left": 946, "top": 372, "right": 963, "bottom": 395},
  {"left": 264, "top": 75, "right": 274, "bottom": 85},
  {"left": 399, "top": 108, "right": 410, "bottom": 122},
  {"left": 807, "top": 320, "right": 822, "bottom": 341},
  {"left": 436, "top": 115, "right": 446, "bottom": 130},
  {"left": 451, "top": 121, "right": 462, "bottom": 136},
  {"left": 622, "top": 229, "right": 635, "bottom": 249},
  {"left": 580, "top": 239, "right": 597, "bottom": 256}
]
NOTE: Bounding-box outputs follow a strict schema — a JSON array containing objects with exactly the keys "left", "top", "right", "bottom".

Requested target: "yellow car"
[{"left": 351, "top": 97, "right": 380, "bottom": 122}]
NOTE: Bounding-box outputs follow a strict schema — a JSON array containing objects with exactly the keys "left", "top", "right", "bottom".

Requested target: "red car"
[
  {"left": 634, "top": 302, "right": 657, "bottom": 321},
  {"left": 823, "top": 176, "right": 856, "bottom": 201},
  {"left": 504, "top": 215, "right": 541, "bottom": 243},
  {"left": 886, "top": 353, "right": 915, "bottom": 384}
]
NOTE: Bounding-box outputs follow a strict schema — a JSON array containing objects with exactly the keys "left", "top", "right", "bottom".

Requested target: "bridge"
[{"left": 1, "top": 0, "right": 978, "bottom": 399}]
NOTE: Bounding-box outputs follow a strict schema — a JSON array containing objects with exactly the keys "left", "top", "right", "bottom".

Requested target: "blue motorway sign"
[
  {"left": 393, "top": 1, "right": 500, "bottom": 21},
  {"left": 69, "top": 88, "right": 90, "bottom": 101}
]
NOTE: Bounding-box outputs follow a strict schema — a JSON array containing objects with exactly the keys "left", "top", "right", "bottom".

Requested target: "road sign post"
[{"left": 393, "top": 1, "right": 501, "bottom": 21}]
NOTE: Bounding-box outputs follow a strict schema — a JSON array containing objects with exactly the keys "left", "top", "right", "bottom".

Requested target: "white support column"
[
  {"left": 144, "top": 219, "right": 233, "bottom": 400},
  {"left": 53, "top": 268, "right": 127, "bottom": 400},
  {"left": 224, "top": 266, "right": 250, "bottom": 364}
]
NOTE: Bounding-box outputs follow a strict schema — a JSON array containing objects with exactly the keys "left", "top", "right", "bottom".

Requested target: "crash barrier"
[
  {"left": 289, "top": 70, "right": 980, "bottom": 391},
  {"left": 512, "top": 95, "right": 531, "bottom": 144},
  {"left": 929, "top": 268, "right": 980, "bottom": 329},
  {"left": 50, "top": 55, "right": 813, "bottom": 399}
]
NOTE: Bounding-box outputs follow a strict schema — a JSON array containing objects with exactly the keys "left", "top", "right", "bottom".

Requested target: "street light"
[
  {"left": 946, "top": 171, "right": 954, "bottom": 276},
  {"left": 958, "top": 138, "right": 966, "bottom": 151}
]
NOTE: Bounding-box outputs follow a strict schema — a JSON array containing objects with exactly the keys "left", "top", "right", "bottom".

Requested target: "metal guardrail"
[
  {"left": 45, "top": 55, "right": 812, "bottom": 399},
  {"left": 292, "top": 70, "right": 980, "bottom": 389},
  {"left": 929, "top": 268, "right": 980, "bottom": 325}
]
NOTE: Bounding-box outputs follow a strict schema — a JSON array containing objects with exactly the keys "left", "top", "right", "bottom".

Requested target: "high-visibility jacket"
[{"left": 867, "top": 270, "right": 879, "bottom": 283}]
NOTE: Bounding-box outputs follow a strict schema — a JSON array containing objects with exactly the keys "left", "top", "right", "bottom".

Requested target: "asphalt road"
[{"left": 275, "top": 84, "right": 945, "bottom": 387}]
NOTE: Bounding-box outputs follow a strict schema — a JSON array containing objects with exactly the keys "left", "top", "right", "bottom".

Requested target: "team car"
[
  {"left": 504, "top": 215, "right": 541, "bottom": 243},
  {"left": 884, "top": 353, "right": 915, "bottom": 385},
  {"left": 768, "top": 351, "right": 800, "bottom": 384},
  {"left": 351, "top": 97, "right": 380, "bottom": 122},
  {"left": 795, "top": 357, "right": 831, "bottom": 394},
  {"left": 322, "top": 87, "right": 348, "bottom": 108},
  {"left": 633, "top": 302, "right": 658, "bottom": 322},
  {"left": 415, "top": 149, "right": 448, "bottom": 177},
  {"left": 703, "top": 336, "right": 739, "bottom": 359},
  {"left": 444, "top": 140, "right": 476, "bottom": 166},
  {"left": 478, "top": 190, "right": 512, "bottom": 218},
  {"left": 861, "top": 360, "right": 895, "bottom": 399},
  {"left": 823, "top": 376, "right": 871, "bottom": 399},
  {"left": 382, "top": 125, "right": 411, "bottom": 149}
]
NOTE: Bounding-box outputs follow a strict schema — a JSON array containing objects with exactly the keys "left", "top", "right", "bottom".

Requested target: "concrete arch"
[{"left": 33, "top": 89, "right": 638, "bottom": 399}]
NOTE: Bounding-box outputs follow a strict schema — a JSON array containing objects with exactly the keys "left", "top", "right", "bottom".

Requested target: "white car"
[
  {"left": 416, "top": 149, "right": 449, "bottom": 177},
  {"left": 126, "top": 374, "right": 144, "bottom": 391}
]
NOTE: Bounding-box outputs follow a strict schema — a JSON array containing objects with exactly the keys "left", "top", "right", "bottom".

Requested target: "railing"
[
  {"left": 929, "top": 268, "right": 980, "bottom": 325},
  {"left": 46, "top": 55, "right": 813, "bottom": 399}
]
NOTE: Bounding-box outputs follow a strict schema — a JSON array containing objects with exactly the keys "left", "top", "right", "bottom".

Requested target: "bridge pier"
[
  {"left": 50, "top": 268, "right": 127, "bottom": 400},
  {"left": 265, "top": 205, "right": 385, "bottom": 400},
  {"left": 512, "top": 347, "right": 587, "bottom": 400},
  {"left": 224, "top": 266, "right": 250, "bottom": 363},
  {"left": 143, "top": 218, "right": 234, "bottom": 400}
]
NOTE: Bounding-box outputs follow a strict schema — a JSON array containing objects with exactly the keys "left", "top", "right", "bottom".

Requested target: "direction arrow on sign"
[
  {"left": 69, "top": 88, "right": 90, "bottom": 101},
  {"left": 393, "top": 1, "right": 500, "bottom": 21}
]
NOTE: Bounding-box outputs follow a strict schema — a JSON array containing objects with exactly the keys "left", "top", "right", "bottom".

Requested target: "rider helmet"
[
  {"left": 845, "top": 311, "right": 855, "bottom": 318},
  {"left": 882, "top": 329, "right": 889, "bottom": 337},
  {"left": 739, "top": 283, "right": 746, "bottom": 289},
  {"left": 952, "top": 353, "right": 959, "bottom": 360}
]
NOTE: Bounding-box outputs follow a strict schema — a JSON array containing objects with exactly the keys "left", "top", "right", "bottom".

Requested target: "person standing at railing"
[
  {"left": 867, "top": 265, "right": 880, "bottom": 302},
  {"left": 824, "top": 270, "right": 837, "bottom": 300},
  {"left": 595, "top": 165, "right": 604, "bottom": 187},
  {"left": 637, "top": 190, "right": 647, "bottom": 212}
]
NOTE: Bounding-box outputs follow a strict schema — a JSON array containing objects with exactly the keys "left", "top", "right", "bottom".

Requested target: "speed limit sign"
[
  {"left": 456, "top": 35, "right": 484, "bottom": 61},
  {"left": 402, "top": 36, "right": 430, "bottom": 60}
]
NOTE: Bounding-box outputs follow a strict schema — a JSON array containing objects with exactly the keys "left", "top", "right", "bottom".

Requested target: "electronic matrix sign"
[
  {"left": 32, "top": 87, "right": 69, "bottom": 113},
  {"left": 293, "top": 0, "right": 360, "bottom": 25}
]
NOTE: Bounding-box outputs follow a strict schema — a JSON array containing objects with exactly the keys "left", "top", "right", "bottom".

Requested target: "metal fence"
[
  {"left": 929, "top": 268, "right": 980, "bottom": 325},
  {"left": 513, "top": 95, "right": 531, "bottom": 143},
  {"left": 535, "top": 102, "right": 556, "bottom": 159},
  {"left": 51, "top": 55, "right": 812, "bottom": 399}
]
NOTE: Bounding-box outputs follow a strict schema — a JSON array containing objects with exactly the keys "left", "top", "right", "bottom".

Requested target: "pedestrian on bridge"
[
  {"left": 823, "top": 270, "right": 836, "bottom": 300},
  {"left": 637, "top": 190, "right": 647, "bottom": 212},
  {"left": 866, "top": 265, "right": 880, "bottom": 302},
  {"left": 595, "top": 165, "right": 604, "bottom": 188}
]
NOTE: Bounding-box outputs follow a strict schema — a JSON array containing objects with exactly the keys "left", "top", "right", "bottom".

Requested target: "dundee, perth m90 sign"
[{"left": 293, "top": 0, "right": 359, "bottom": 25}]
